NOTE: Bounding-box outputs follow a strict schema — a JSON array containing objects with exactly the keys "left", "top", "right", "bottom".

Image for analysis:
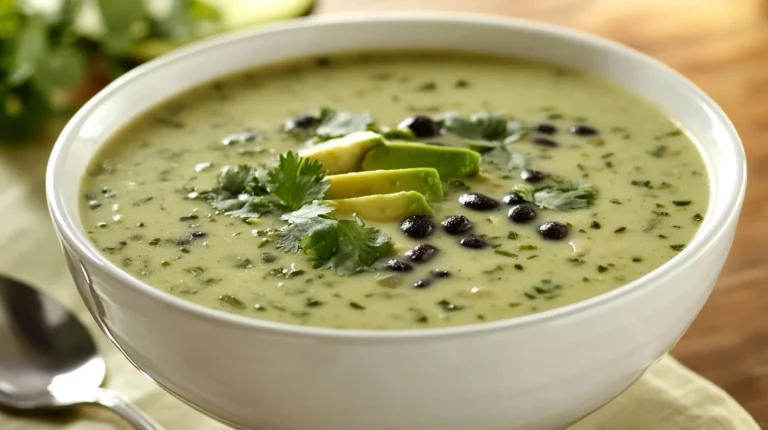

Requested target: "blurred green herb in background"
[{"left": 0, "top": 0, "right": 222, "bottom": 143}]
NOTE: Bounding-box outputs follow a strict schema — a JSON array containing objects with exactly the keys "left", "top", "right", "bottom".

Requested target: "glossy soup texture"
[{"left": 80, "top": 53, "right": 708, "bottom": 329}]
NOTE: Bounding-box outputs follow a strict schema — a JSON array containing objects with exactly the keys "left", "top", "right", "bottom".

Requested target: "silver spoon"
[{"left": 0, "top": 275, "right": 162, "bottom": 429}]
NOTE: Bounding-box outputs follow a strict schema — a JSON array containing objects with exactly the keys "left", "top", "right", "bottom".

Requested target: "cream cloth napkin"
[{"left": 0, "top": 140, "right": 759, "bottom": 430}]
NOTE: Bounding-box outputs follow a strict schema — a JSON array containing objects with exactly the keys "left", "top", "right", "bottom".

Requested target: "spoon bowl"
[{"left": 0, "top": 275, "right": 160, "bottom": 429}]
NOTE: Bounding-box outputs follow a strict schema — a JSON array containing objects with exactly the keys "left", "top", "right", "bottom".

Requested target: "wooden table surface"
[{"left": 316, "top": 0, "right": 768, "bottom": 426}]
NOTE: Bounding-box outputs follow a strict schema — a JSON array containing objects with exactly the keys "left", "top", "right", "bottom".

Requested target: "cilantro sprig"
[{"left": 204, "top": 152, "right": 393, "bottom": 275}]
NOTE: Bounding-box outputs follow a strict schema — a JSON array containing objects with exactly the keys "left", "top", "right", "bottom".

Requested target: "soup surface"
[{"left": 80, "top": 52, "right": 708, "bottom": 329}]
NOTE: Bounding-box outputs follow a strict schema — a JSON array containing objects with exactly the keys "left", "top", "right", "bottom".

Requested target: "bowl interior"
[{"left": 47, "top": 13, "right": 745, "bottom": 336}]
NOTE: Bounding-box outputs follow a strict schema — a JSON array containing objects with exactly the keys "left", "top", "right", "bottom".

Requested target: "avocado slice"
[
  {"left": 362, "top": 142, "right": 481, "bottom": 178},
  {"left": 326, "top": 168, "right": 444, "bottom": 201},
  {"left": 327, "top": 191, "right": 432, "bottom": 222},
  {"left": 299, "top": 131, "right": 385, "bottom": 175}
]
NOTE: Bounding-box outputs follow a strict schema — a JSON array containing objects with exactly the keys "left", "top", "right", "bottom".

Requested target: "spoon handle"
[{"left": 92, "top": 388, "right": 164, "bottom": 429}]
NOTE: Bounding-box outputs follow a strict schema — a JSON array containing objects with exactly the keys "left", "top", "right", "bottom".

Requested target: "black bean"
[
  {"left": 570, "top": 124, "right": 598, "bottom": 136},
  {"left": 532, "top": 123, "right": 557, "bottom": 135},
  {"left": 413, "top": 279, "right": 432, "bottom": 289},
  {"left": 502, "top": 193, "right": 525, "bottom": 205},
  {"left": 432, "top": 270, "right": 451, "bottom": 278},
  {"left": 292, "top": 115, "right": 316, "bottom": 129},
  {"left": 406, "top": 244, "right": 438, "bottom": 263},
  {"left": 400, "top": 214, "right": 434, "bottom": 239},
  {"left": 459, "top": 235, "right": 488, "bottom": 249},
  {"left": 386, "top": 259, "right": 414, "bottom": 272},
  {"left": 459, "top": 193, "right": 500, "bottom": 211},
  {"left": 398, "top": 115, "right": 440, "bottom": 138},
  {"left": 531, "top": 137, "right": 558, "bottom": 148},
  {"left": 442, "top": 215, "right": 473, "bottom": 235},
  {"left": 508, "top": 205, "right": 537, "bottom": 223},
  {"left": 521, "top": 169, "right": 547, "bottom": 183},
  {"left": 539, "top": 221, "right": 569, "bottom": 240}
]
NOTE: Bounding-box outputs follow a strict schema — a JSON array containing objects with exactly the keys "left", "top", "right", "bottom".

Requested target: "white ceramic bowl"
[{"left": 46, "top": 12, "right": 746, "bottom": 430}]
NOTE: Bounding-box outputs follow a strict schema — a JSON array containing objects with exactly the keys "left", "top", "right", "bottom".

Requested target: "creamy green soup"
[{"left": 80, "top": 52, "right": 708, "bottom": 329}]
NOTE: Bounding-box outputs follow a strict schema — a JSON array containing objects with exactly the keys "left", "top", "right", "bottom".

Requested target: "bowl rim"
[{"left": 46, "top": 11, "right": 746, "bottom": 340}]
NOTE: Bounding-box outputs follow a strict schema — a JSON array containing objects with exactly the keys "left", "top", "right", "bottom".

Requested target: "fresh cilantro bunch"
[
  {"left": 207, "top": 152, "right": 328, "bottom": 217},
  {"left": 513, "top": 179, "right": 597, "bottom": 212},
  {"left": 205, "top": 152, "right": 393, "bottom": 275},
  {"left": 278, "top": 203, "right": 392, "bottom": 275},
  {"left": 0, "top": 0, "right": 221, "bottom": 143}
]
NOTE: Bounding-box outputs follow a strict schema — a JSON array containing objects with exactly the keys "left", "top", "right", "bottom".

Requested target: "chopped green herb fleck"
[
  {"left": 494, "top": 250, "right": 518, "bottom": 258},
  {"left": 614, "top": 227, "right": 627, "bottom": 233},
  {"left": 514, "top": 264, "right": 524, "bottom": 271},
  {"left": 349, "top": 301, "right": 366, "bottom": 310},
  {"left": 219, "top": 294, "right": 245, "bottom": 309},
  {"left": 417, "top": 81, "right": 437, "bottom": 91},
  {"left": 508, "top": 302, "right": 521, "bottom": 308},
  {"left": 670, "top": 244, "right": 686, "bottom": 251},
  {"left": 672, "top": 201, "right": 692, "bottom": 207},
  {"left": 518, "top": 244, "right": 538, "bottom": 251},
  {"left": 305, "top": 297, "right": 324, "bottom": 308},
  {"left": 597, "top": 265, "right": 609, "bottom": 273},
  {"left": 507, "top": 231, "right": 519, "bottom": 240},
  {"left": 649, "top": 145, "right": 668, "bottom": 158},
  {"left": 437, "top": 299, "right": 464, "bottom": 311},
  {"left": 590, "top": 221, "right": 601, "bottom": 229},
  {"left": 261, "top": 252, "right": 277, "bottom": 263},
  {"left": 693, "top": 213, "right": 703, "bottom": 222},
  {"left": 610, "top": 199, "right": 622, "bottom": 205},
  {"left": 447, "top": 179, "right": 470, "bottom": 191},
  {"left": 632, "top": 257, "right": 643, "bottom": 263},
  {"left": 631, "top": 180, "right": 652, "bottom": 189}
]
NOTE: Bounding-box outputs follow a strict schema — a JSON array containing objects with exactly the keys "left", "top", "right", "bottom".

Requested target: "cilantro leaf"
[
  {"left": 218, "top": 165, "right": 266, "bottom": 195},
  {"left": 533, "top": 183, "right": 597, "bottom": 211},
  {"left": 266, "top": 151, "right": 329, "bottom": 211},
  {"left": 278, "top": 216, "right": 336, "bottom": 253},
  {"left": 281, "top": 201, "right": 334, "bottom": 224},
  {"left": 8, "top": 14, "right": 48, "bottom": 85},
  {"left": 507, "top": 152, "right": 528, "bottom": 170},
  {"left": 504, "top": 121, "right": 529, "bottom": 143},
  {"left": 512, "top": 180, "right": 597, "bottom": 211},
  {"left": 96, "top": 0, "right": 145, "bottom": 55},
  {"left": 282, "top": 108, "right": 375, "bottom": 141},
  {"left": 318, "top": 219, "right": 392, "bottom": 275},
  {"left": 216, "top": 195, "right": 275, "bottom": 219},
  {"left": 298, "top": 220, "right": 339, "bottom": 262},
  {"left": 436, "top": 111, "right": 514, "bottom": 141},
  {"left": 154, "top": 0, "right": 222, "bottom": 41},
  {"left": 466, "top": 139, "right": 499, "bottom": 154},
  {"left": 316, "top": 110, "right": 375, "bottom": 139}
]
